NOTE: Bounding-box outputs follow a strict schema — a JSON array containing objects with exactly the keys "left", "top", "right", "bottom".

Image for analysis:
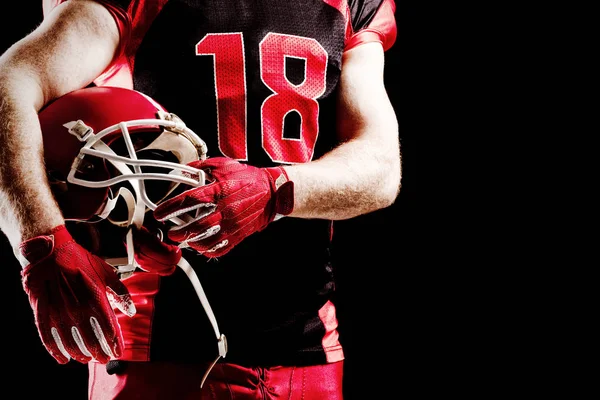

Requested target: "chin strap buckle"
[
  {"left": 64, "top": 120, "right": 94, "bottom": 142},
  {"left": 218, "top": 334, "right": 228, "bottom": 358}
]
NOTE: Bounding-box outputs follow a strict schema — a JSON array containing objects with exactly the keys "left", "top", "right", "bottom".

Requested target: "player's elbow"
[
  {"left": 378, "top": 156, "right": 402, "bottom": 209},
  {"left": 0, "top": 57, "right": 46, "bottom": 113},
  {"left": 373, "top": 129, "right": 402, "bottom": 209}
]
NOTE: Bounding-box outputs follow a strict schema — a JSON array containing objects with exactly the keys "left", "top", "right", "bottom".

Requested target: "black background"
[{"left": 0, "top": 2, "right": 417, "bottom": 399}]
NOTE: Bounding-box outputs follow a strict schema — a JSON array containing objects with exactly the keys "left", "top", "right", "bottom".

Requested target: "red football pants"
[{"left": 88, "top": 360, "right": 344, "bottom": 399}]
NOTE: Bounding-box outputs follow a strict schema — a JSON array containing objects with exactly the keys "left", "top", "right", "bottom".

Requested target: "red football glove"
[
  {"left": 129, "top": 225, "right": 182, "bottom": 276},
  {"left": 153, "top": 157, "right": 294, "bottom": 258},
  {"left": 19, "top": 225, "right": 136, "bottom": 364}
]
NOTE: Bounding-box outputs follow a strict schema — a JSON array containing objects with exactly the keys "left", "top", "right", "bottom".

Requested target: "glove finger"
[
  {"left": 189, "top": 237, "right": 230, "bottom": 258},
  {"left": 88, "top": 313, "right": 121, "bottom": 362},
  {"left": 50, "top": 267, "right": 108, "bottom": 363},
  {"left": 132, "top": 226, "right": 181, "bottom": 276},
  {"left": 85, "top": 289, "right": 126, "bottom": 361},
  {"left": 55, "top": 322, "right": 92, "bottom": 364},
  {"left": 36, "top": 316, "right": 71, "bottom": 364},
  {"left": 68, "top": 324, "right": 97, "bottom": 363},
  {"left": 174, "top": 205, "right": 260, "bottom": 255},
  {"left": 153, "top": 182, "right": 222, "bottom": 222},
  {"left": 37, "top": 276, "right": 89, "bottom": 363},
  {"left": 26, "top": 273, "right": 69, "bottom": 364},
  {"left": 72, "top": 316, "right": 112, "bottom": 363},
  {"left": 167, "top": 211, "right": 223, "bottom": 244},
  {"left": 200, "top": 219, "right": 258, "bottom": 258},
  {"left": 162, "top": 179, "right": 264, "bottom": 243},
  {"left": 51, "top": 279, "right": 95, "bottom": 363}
]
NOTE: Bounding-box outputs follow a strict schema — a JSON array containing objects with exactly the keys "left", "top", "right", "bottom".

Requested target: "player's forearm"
[
  {"left": 284, "top": 41, "right": 400, "bottom": 221},
  {"left": 0, "top": 73, "right": 64, "bottom": 247},
  {"left": 284, "top": 131, "right": 401, "bottom": 220}
]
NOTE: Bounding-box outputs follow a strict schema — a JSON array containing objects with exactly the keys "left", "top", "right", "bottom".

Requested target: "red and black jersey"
[{"left": 43, "top": 0, "right": 396, "bottom": 366}]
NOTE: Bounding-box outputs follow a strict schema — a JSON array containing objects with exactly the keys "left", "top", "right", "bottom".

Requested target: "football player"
[{"left": 0, "top": 0, "right": 400, "bottom": 398}]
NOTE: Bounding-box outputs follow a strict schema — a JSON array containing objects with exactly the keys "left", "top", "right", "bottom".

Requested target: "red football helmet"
[
  {"left": 38, "top": 86, "right": 227, "bottom": 370},
  {"left": 38, "top": 86, "right": 207, "bottom": 227}
]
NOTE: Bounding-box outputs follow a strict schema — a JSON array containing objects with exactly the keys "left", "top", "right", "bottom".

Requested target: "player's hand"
[
  {"left": 19, "top": 225, "right": 136, "bottom": 364},
  {"left": 129, "top": 225, "right": 181, "bottom": 276},
  {"left": 153, "top": 157, "right": 294, "bottom": 258}
]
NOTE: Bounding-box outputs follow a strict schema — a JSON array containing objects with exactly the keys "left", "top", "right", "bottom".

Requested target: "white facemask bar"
[
  {"left": 66, "top": 117, "right": 207, "bottom": 201},
  {"left": 63, "top": 116, "right": 226, "bottom": 369}
]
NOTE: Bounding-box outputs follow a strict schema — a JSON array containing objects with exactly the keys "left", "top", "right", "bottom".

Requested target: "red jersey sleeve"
[{"left": 345, "top": 0, "right": 397, "bottom": 52}]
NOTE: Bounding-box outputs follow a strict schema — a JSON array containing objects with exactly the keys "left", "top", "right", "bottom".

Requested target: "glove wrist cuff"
[
  {"left": 265, "top": 166, "right": 294, "bottom": 217},
  {"left": 18, "top": 225, "right": 72, "bottom": 269},
  {"left": 265, "top": 166, "right": 289, "bottom": 190}
]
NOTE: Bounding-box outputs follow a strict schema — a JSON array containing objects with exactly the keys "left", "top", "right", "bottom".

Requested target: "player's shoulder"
[
  {"left": 43, "top": 0, "right": 134, "bottom": 15},
  {"left": 347, "top": 0, "right": 396, "bottom": 29},
  {"left": 344, "top": 0, "right": 396, "bottom": 51}
]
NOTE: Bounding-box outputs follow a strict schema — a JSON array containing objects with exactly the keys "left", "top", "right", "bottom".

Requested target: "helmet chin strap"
[{"left": 70, "top": 131, "right": 227, "bottom": 379}]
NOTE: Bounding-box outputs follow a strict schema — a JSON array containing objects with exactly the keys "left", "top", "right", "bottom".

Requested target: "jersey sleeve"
[{"left": 345, "top": 0, "right": 397, "bottom": 52}]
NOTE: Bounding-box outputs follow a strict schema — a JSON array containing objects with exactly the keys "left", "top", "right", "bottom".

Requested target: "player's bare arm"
[
  {"left": 284, "top": 42, "right": 401, "bottom": 220},
  {"left": 152, "top": 41, "right": 401, "bottom": 257},
  {"left": 0, "top": 2, "right": 136, "bottom": 366},
  {"left": 0, "top": 0, "right": 120, "bottom": 246}
]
